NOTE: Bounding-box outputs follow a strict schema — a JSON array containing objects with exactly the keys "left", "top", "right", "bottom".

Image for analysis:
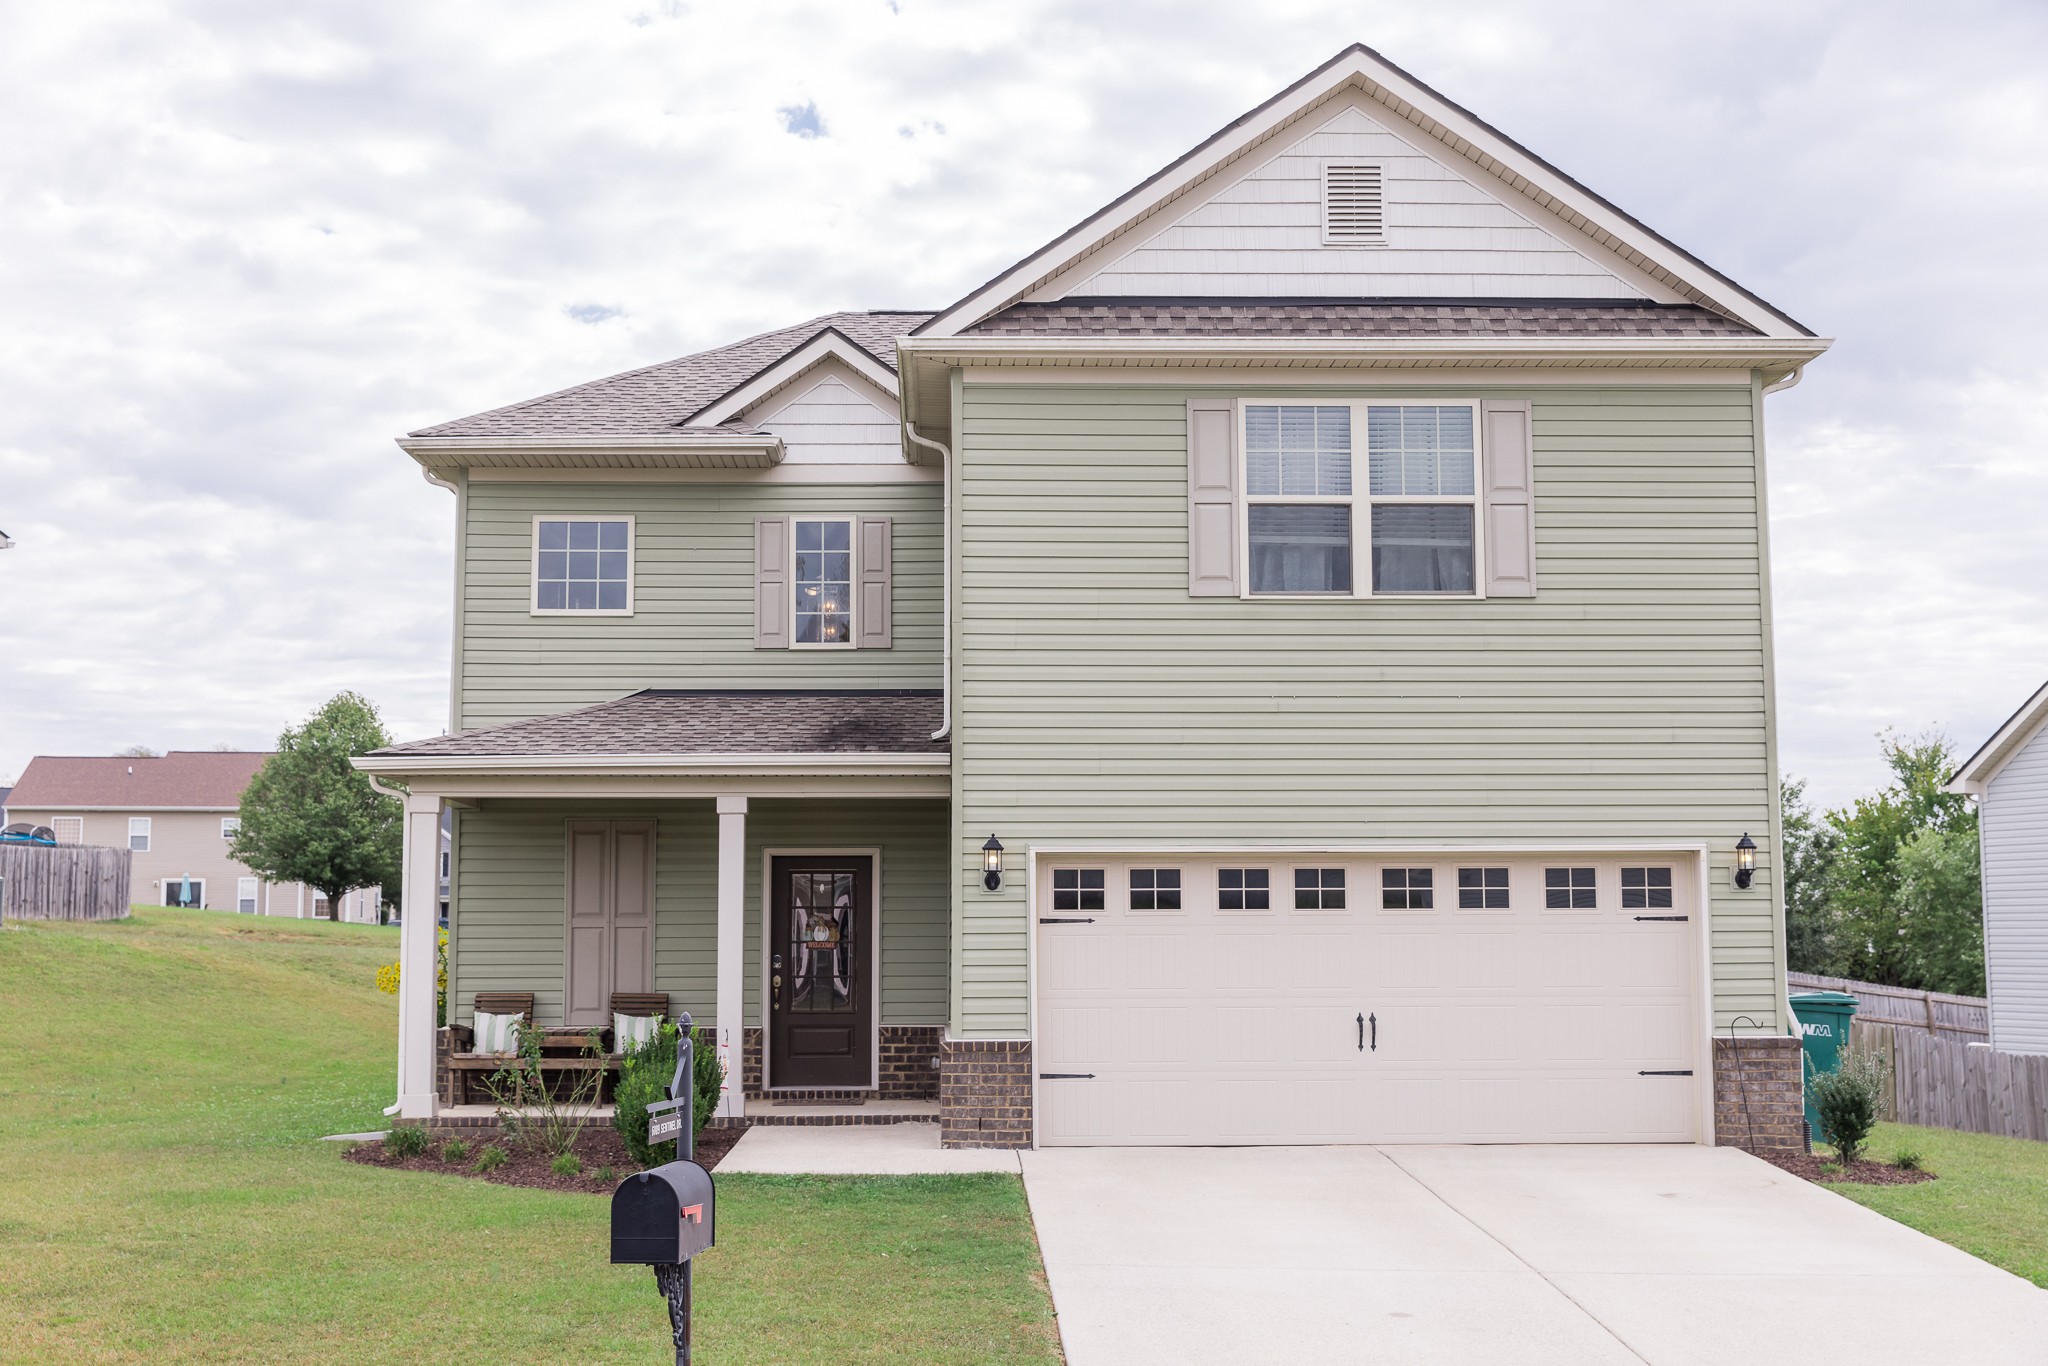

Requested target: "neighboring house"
[
  {"left": 0, "top": 783, "right": 12, "bottom": 826},
  {"left": 361, "top": 45, "right": 1830, "bottom": 1150},
  {"left": 7, "top": 752, "right": 385, "bottom": 922},
  {"left": 1949, "top": 680, "right": 2048, "bottom": 1055}
]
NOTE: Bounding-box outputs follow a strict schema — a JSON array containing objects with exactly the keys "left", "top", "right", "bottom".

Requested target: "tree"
[
  {"left": 231, "top": 693, "right": 401, "bottom": 922},
  {"left": 116, "top": 745, "right": 159, "bottom": 757},
  {"left": 1781, "top": 777, "right": 1842, "bottom": 974},
  {"left": 1825, "top": 731, "right": 1978, "bottom": 989},
  {"left": 1896, "top": 825, "right": 1985, "bottom": 996}
]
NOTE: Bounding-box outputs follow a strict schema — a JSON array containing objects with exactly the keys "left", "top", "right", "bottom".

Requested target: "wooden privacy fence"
[
  {"left": 1849, "top": 1018, "right": 2048, "bottom": 1142},
  {"left": 1789, "top": 970, "right": 1988, "bottom": 1044},
  {"left": 0, "top": 844, "right": 131, "bottom": 922}
]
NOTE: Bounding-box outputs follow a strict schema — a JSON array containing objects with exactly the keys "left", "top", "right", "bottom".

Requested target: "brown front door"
[{"left": 769, "top": 856, "right": 873, "bottom": 1089}]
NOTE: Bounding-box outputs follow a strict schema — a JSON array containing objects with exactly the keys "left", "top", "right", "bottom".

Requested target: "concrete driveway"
[{"left": 1019, "top": 1145, "right": 2048, "bottom": 1365}]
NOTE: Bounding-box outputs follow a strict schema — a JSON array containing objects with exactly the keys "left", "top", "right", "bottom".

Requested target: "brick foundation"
[
  {"left": 1712, "top": 1035, "right": 1805, "bottom": 1153},
  {"left": 741, "top": 1024, "right": 943, "bottom": 1101},
  {"left": 939, "top": 1037, "right": 1033, "bottom": 1148}
]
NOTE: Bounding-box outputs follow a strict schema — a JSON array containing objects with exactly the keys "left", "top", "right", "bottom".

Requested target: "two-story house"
[{"left": 360, "top": 45, "right": 1829, "bottom": 1150}]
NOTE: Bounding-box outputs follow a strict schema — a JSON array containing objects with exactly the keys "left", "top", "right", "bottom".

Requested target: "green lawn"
[
  {"left": 1823, "top": 1121, "right": 2048, "bottom": 1288},
  {"left": 0, "top": 909, "right": 1063, "bottom": 1364}
]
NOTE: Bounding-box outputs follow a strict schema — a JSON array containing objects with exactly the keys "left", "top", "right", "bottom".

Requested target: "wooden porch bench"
[{"left": 445, "top": 992, "right": 672, "bottom": 1105}]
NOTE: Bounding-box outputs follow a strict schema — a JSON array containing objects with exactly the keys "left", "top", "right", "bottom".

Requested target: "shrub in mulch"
[
  {"left": 346, "top": 1122, "right": 748, "bottom": 1194},
  {"left": 1756, "top": 1148, "right": 1936, "bottom": 1187}
]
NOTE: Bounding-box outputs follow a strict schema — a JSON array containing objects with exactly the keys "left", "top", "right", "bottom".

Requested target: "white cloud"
[{"left": 0, "top": 0, "right": 2043, "bottom": 809}]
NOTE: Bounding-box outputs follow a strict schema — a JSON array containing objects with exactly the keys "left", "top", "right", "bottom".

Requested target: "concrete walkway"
[
  {"left": 716, "top": 1121, "right": 1021, "bottom": 1174},
  {"left": 1020, "top": 1144, "right": 2048, "bottom": 1366}
]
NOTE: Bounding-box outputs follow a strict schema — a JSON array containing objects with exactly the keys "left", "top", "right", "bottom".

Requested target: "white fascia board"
[
  {"left": 900, "top": 334, "right": 1831, "bottom": 373},
  {"left": 915, "top": 45, "right": 1814, "bottom": 341},
  {"left": 1949, "top": 679, "right": 2048, "bottom": 793},
  {"left": 687, "top": 328, "right": 901, "bottom": 428},
  {"left": 8, "top": 804, "right": 240, "bottom": 812},
  {"left": 352, "top": 752, "right": 950, "bottom": 777},
  {"left": 398, "top": 432, "right": 784, "bottom": 470}
]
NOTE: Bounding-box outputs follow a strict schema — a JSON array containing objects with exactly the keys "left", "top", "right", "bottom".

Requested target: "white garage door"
[{"left": 1035, "top": 855, "right": 1700, "bottom": 1146}]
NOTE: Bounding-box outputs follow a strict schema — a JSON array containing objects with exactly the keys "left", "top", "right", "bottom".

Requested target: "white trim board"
[
  {"left": 466, "top": 463, "right": 940, "bottom": 485},
  {"left": 1949, "top": 678, "right": 2048, "bottom": 794},
  {"left": 689, "top": 328, "right": 901, "bottom": 428}
]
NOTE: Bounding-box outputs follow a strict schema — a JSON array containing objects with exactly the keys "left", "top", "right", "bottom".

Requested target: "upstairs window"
[
  {"left": 222, "top": 817, "right": 240, "bottom": 840},
  {"left": 1366, "top": 406, "right": 1476, "bottom": 594},
  {"left": 1246, "top": 405, "right": 1352, "bottom": 594},
  {"left": 793, "top": 517, "right": 854, "bottom": 646},
  {"left": 533, "top": 517, "right": 633, "bottom": 614},
  {"left": 129, "top": 817, "right": 151, "bottom": 852}
]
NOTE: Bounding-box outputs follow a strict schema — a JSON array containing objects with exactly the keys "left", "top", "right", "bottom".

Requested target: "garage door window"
[
  {"left": 1622, "top": 867, "right": 1674, "bottom": 909},
  {"left": 1294, "top": 868, "right": 1346, "bottom": 910},
  {"left": 1545, "top": 867, "right": 1597, "bottom": 909},
  {"left": 1218, "top": 868, "right": 1270, "bottom": 910},
  {"left": 1381, "top": 867, "right": 1433, "bottom": 909},
  {"left": 1129, "top": 869, "right": 1182, "bottom": 911},
  {"left": 1458, "top": 867, "right": 1510, "bottom": 909},
  {"left": 1052, "top": 869, "right": 1105, "bottom": 912}
]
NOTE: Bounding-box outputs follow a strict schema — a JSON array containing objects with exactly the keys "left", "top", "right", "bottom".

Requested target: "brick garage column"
[
  {"left": 1712, "top": 1035, "right": 1805, "bottom": 1153},
  {"left": 939, "top": 1037, "right": 1032, "bottom": 1148}
]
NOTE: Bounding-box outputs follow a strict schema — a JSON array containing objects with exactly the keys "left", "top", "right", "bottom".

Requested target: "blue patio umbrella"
[{"left": 178, "top": 876, "right": 192, "bottom": 908}]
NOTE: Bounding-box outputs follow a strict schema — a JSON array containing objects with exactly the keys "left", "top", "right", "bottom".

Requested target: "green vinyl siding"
[
  {"left": 456, "top": 480, "right": 941, "bottom": 729},
  {"left": 951, "top": 381, "right": 1779, "bottom": 1037},
  {"left": 447, "top": 799, "right": 947, "bottom": 1029}
]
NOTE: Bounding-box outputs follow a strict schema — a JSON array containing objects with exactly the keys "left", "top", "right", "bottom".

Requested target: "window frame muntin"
[
  {"left": 529, "top": 514, "right": 636, "bottom": 617},
  {"left": 789, "top": 513, "right": 859, "bottom": 651},
  {"left": 1236, "top": 398, "right": 1487, "bottom": 601}
]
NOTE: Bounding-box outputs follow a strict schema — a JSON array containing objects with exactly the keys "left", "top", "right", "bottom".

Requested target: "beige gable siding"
[
  {"left": 1062, "top": 99, "right": 1649, "bottom": 300},
  {"left": 951, "top": 381, "right": 1778, "bottom": 1037},
  {"left": 447, "top": 799, "right": 948, "bottom": 1030},
  {"left": 458, "top": 480, "right": 941, "bottom": 730},
  {"left": 754, "top": 372, "right": 903, "bottom": 465}
]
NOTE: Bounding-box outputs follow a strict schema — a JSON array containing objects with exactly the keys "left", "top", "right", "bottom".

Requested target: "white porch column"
[
  {"left": 394, "top": 793, "right": 444, "bottom": 1120},
  {"left": 716, "top": 795, "right": 748, "bottom": 1119}
]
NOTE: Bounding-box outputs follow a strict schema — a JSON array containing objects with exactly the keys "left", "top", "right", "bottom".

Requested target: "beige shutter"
[
  {"left": 1187, "top": 399, "right": 1239, "bottom": 596},
  {"left": 754, "top": 518, "right": 789, "bottom": 648},
  {"left": 856, "top": 516, "right": 893, "bottom": 649},
  {"left": 1481, "top": 399, "right": 1538, "bottom": 598}
]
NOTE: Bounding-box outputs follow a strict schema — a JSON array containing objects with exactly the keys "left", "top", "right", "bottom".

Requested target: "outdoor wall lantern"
[
  {"left": 982, "top": 835, "right": 1004, "bottom": 892},
  {"left": 1734, "top": 833, "right": 1757, "bottom": 890}
]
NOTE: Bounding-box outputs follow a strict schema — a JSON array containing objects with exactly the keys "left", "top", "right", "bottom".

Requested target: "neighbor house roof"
[
  {"left": 1949, "top": 680, "right": 2048, "bottom": 794},
  {"left": 965, "top": 300, "right": 1763, "bottom": 339},
  {"left": 8, "top": 752, "right": 270, "bottom": 810},
  {"left": 409, "top": 312, "right": 932, "bottom": 440},
  {"left": 361, "top": 691, "right": 949, "bottom": 764}
]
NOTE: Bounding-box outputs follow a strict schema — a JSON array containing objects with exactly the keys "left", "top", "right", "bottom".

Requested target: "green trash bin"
[{"left": 1789, "top": 990, "right": 1859, "bottom": 1141}]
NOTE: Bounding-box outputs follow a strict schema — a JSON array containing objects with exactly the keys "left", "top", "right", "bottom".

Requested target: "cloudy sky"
[{"left": 2, "top": 0, "right": 2044, "bottom": 809}]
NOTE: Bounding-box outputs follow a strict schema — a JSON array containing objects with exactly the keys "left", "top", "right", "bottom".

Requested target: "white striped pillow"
[
  {"left": 614, "top": 1012, "right": 661, "bottom": 1054},
  {"left": 472, "top": 1011, "right": 520, "bottom": 1056}
]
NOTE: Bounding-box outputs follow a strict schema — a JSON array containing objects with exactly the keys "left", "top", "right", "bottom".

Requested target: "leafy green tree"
[
  {"left": 1896, "top": 825, "right": 1985, "bottom": 996},
  {"left": 231, "top": 693, "right": 401, "bottom": 921},
  {"left": 1781, "top": 777, "right": 1842, "bottom": 974},
  {"left": 1826, "top": 731, "right": 1978, "bottom": 988}
]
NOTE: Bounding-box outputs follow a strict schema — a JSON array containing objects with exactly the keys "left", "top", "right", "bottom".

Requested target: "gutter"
[
  {"left": 902, "top": 423, "right": 955, "bottom": 740},
  {"left": 351, "top": 752, "right": 951, "bottom": 777},
  {"left": 899, "top": 334, "right": 1833, "bottom": 370}
]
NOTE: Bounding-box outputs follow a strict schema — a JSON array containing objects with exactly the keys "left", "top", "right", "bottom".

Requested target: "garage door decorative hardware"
[
  {"left": 1633, "top": 914, "right": 1690, "bottom": 922},
  {"left": 1638, "top": 1069, "right": 1693, "bottom": 1076},
  {"left": 1039, "top": 1072, "right": 1095, "bottom": 1080},
  {"left": 1038, "top": 917, "right": 1095, "bottom": 924},
  {"left": 1357, "top": 1012, "right": 1376, "bottom": 1051}
]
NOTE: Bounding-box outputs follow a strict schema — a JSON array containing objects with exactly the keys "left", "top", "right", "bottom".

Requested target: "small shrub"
[
  {"left": 483, "top": 1021, "right": 607, "bottom": 1157},
  {"left": 1893, "top": 1147, "right": 1924, "bottom": 1172},
  {"left": 474, "top": 1144, "right": 507, "bottom": 1172},
  {"left": 384, "top": 1124, "right": 430, "bottom": 1159},
  {"left": 596, "top": 1165, "right": 616, "bottom": 1183},
  {"left": 439, "top": 1138, "right": 471, "bottom": 1164},
  {"left": 615, "top": 1021, "right": 726, "bottom": 1168},
  {"left": 551, "top": 1152, "right": 583, "bottom": 1177},
  {"left": 1808, "top": 1046, "right": 1891, "bottom": 1167}
]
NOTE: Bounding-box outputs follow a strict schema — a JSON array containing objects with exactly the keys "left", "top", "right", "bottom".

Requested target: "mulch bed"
[
  {"left": 344, "top": 1122, "right": 749, "bottom": 1195},
  {"left": 1756, "top": 1149, "right": 1937, "bottom": 1187}
]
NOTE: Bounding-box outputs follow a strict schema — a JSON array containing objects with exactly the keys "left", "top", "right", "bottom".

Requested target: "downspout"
[
  {"left": 1763, "top": 365, "right": 1806, "bottom": 396},
  {"left": 421, "top": 468, "right": 458, "bottom": 494},
  {"left": 903, "top": 422, "right": 954, "bottom": 740}
]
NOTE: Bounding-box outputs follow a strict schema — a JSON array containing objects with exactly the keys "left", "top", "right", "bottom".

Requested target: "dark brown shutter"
[
  {"left": 1481, "top": 399, "right": 1537, "bottom": 598},
  {"left": 1187, "top": 399, "right": 1239, "bottom": 596},
  {"left": 856, "top": 516, "right": 892, "bottom": 649},
  {"left": 754, "top": 518, "right": 789, "bottom": 648}
]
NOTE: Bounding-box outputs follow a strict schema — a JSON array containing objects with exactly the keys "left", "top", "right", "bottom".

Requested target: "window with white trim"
[
  {"left": 532, "top": 517, "right": 633, "bottom": 614},
  {"left": 1129, "top": 868, "right": 1181, "bottom": 911},
  {"left": 1218, "top": 868, "right": 1270, "bottom": 911},
  {"left": 1381, "top": 867, "right": 1433, "bottom": 910},
  {"left": 1052, "top": 869, "right": 1105, "bottom": 912},
  {"left": 1243, "top": 403, "right": 1479, "bottom": 597},
  {"left": 163, "top": 877, "right": 203, "bottom": 908},
  {"left": 793, "top": 517, "right": 854, "bottom": 646},
  {"left": 1458, "top": 867, "right": 1510, "bottom": 909},
  {"left": 222, "top": 817, "right": 240, "bottom": 839},
  {"left": 237, "top": 877, "right": 259, "bottom": 914},
  {"left": 1294, "top": 867, "right": 1346, "bottom": 910},
  {"left": 1622, "top": 866, "right": 1675, "bottom": 909},
  {"left": 1544, "top": 866, "right": 1597, "bottom": 910},
  {"left": 129, "top": 817, "right": 151, "bottom": 852}
]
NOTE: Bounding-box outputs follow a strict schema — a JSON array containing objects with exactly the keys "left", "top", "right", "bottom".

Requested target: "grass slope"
[
  {"left": 1827, "top": 1121, "right": 2048, "bottom": 1289},
  {"left": 0, "top": 909, "right": 1061, "bottom": 1364}
]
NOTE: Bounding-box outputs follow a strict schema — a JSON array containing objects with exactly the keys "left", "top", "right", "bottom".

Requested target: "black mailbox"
[{"left": 612, "top": 1160, "right": 716, "bottom": 1265}]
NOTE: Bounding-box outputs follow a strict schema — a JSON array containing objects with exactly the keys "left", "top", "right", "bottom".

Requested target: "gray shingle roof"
[
  {"left": 410, "top": 312, "right": 933, "bottom": 439},
  {"left": 369, "top": 691, "right": 948, "bottom": 759},
  {"left": 964, "top": 299, "right": 1762, "bottom": 339}
]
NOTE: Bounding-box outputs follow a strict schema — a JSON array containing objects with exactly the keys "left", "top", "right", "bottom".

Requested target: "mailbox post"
[{"left": 612, "top": 1012, "right": 715, "bottom": 1366}]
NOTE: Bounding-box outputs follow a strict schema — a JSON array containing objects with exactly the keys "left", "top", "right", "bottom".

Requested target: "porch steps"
[{"left": 748, "top": 1099, "right": 939, "bottom": 1127}]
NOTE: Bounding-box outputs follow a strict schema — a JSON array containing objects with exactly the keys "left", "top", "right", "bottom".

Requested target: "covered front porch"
[{"left": 356, "top": 689, "right": 952, "bottom": 1127}]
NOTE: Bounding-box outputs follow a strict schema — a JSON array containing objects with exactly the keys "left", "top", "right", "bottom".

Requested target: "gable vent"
[{"left": 1322, "top": 163, "right": 1384, "bottom": 245}]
